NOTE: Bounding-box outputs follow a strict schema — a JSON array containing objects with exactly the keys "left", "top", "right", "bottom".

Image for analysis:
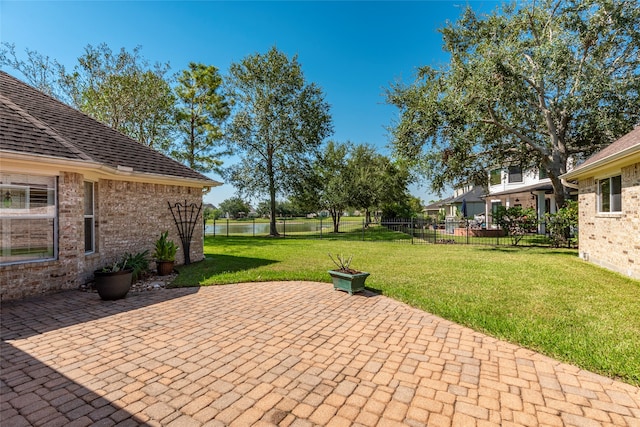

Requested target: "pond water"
[{"left": 205, "top": 221, "right": 329, "bottom": 236}]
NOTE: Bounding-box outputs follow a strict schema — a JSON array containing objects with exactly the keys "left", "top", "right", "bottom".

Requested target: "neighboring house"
[
  {"left": 424, "top": 168, "right": 560, "bottom": 234},
  {"left": 426, "top": 185, "right": 486, "bottom": 220},
  {"left": 423, "top": 199, "right": 446, "bottom": 219},
  {"left": 422, "top": 186, "right": 486, "bottom": 230},
  {"left": 486, "top": 166, "right": 557, "bottom": 233},
  {"left": 444, "top": 185, "right": 486, "bottom": 219},
  {"left": 0, "top": 71, "right": 221, "bottom": 300},
  {"left": 561, "top": 126, "right": 640, "bottom": 280}
]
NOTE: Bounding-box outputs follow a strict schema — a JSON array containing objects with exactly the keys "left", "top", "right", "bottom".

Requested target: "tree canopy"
[
  {"left": 387, "top": 0, "right": 640, "bottom": 207},
  {"left": 225, "top": 46, "right": 333, "bottom": 236},
  {"left": 218, "top": 197, "right": 252, "bottom": 219},
  {"left": 290, "top": 141, "right": 412, "bottom": 231},
  {"left": 59, "top": 43, "right": 176, "bottom": 151},
  {"left": 173, "top": 62, "right": 230, "bottom": 173}
]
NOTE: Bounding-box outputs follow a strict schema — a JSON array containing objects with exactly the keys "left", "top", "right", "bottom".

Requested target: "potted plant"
[
  {"left": 153, "top": 231, "right": 178, "bottom": 276},
  {"left": 94, "top": 256, "right": 134, "bottom": 300},
  {"left": 328, "top": 253, "right": 370, "bottom": 295},
  {"left": 93, "top": 251, "right": 149, "bottom": 300}
]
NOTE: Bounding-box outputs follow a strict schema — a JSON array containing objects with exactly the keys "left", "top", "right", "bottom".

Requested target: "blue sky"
[{"left": 1, "top": 0, "right": 500, "bottom": 206}]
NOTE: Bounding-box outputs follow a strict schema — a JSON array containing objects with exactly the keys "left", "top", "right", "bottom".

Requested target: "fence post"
[
  {"left": 466, "top": 219, "right": 470, "bottom": 245},
  {"left": 411, "top": 217, "right": 414, "bottom": 244},
  {"left": 213, "top": 218, "right": 216, "bottom": 237},
  {"left": 283, "top": 218, "right": 286, "bottom": 238},
  {"left": 226, "top": 218, "right": 229, "bottom": 237},
  {"left": 253, "top": 217, "right": 255, "bottom": 237},
  {"left": 320, "top": 216, "right": 323, "bottom": 239}
]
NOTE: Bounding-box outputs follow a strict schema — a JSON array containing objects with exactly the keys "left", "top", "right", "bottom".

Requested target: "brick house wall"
[
  {"left": 1, "top": 171, "right": 205, "bottom": 301},
  {"left": 577, "top": 161, "right": 640, "bottom": 279}
]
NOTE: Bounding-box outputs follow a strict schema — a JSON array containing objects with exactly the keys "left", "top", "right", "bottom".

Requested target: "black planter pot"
[{"left": 94, "top": 269, "right": 133, "bottom": 300}]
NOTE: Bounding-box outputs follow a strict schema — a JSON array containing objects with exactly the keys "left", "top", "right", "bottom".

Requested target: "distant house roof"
[
  {"left": 562, "top": 126, "right": 640, "bottom": 180},
  {"left": 424, "top": 198, "right": 450, "bottom": 210},
  {"left": 488, "top": 181, "right": 554, "bottom": 197},
  {"left": 447, "top": 186, "right": 486, "bottom": 204},
  {"left": 0, "top": 71, "right": 220, "bottom": 187},
  {"left": 423, "top": 186, "right": 486, "bottom": 210}
]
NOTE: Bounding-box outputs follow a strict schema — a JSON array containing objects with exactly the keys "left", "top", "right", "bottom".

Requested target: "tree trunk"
[
  {"left": 330, "top": 208, "right": 341, "bottom": 233},
  {"left": 267, "top": 148, "right": 279, "bottom": 236},
  {"left": 550, "top": 174, "right": 568, "bottom": 210},
  {"left": 547, "top": 149, "right": 570, "bottom": 210}
]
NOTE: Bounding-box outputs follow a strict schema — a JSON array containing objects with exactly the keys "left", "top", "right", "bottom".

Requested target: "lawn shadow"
[
  {"left": 173, "top": 254, "right": 278, "bottom": 285},
  {"left": 477, "top": 246, "right": 578, "bottom": 256}
]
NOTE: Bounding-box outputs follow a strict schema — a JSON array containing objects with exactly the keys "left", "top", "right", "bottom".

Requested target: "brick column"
[{"left": 57, "top": 172, "right": 84, "bottom": 289}]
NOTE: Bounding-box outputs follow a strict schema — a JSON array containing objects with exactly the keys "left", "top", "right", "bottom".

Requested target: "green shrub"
[
  {"left": 494, "top": 206, "right": 538, "bottom": 245},
  {"left": 546, "top": 200, "right": 578, "bottom": 248},
  {"left": 153, "top": 231, "right": 178, "bottom": 262},
  {"left": 124, "top": 250, "right": 150, "bottom": 281}
]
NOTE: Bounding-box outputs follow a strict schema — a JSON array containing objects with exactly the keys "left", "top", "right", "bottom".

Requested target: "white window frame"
[
  {"left": 1, "top": 174, "right": 58, "bottom": 265},
  {"left": 489, "top": 169, "right": 502, "bottom": 186},
  {"left": 508, "top": 166, "right": 523, "bottom": 183},
  {"left": 84, "top": 181, "right": 95, "bottom": 254},
  {"left": 597, "top": 175, "right": 622, "bottom": 213}
]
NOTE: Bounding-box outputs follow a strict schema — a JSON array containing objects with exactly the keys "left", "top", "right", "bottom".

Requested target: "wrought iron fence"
[{"left": 206, "top": 217, "right": 560, "bottom": 247}]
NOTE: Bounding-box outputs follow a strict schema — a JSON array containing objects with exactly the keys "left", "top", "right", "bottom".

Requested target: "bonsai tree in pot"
[
  {"left": 153, "top": 231, "right": 178, "bottom": 276},
  {"left": 328, "top": 253, "right": 370, "bottom": 295}
]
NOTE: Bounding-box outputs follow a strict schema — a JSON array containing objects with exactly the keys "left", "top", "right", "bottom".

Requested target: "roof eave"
[
  {"left": 0, "top": 150, "right": 222, "bottom": 188},
  {"left": 561, "top": 145, "right": 640, "bottom": 181}
]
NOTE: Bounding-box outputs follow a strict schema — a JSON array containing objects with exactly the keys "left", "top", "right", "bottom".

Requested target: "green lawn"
[{"left": 173, "top": 236, "right": 640, "bottom": 386}]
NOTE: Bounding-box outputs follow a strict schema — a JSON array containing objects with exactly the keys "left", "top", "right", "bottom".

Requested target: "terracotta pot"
[
  {"left": 156, "top": 260, "right": 174, "bottom": 276},
  {"left": 94, "top": 269, "right": 133, "bottom": 300}
]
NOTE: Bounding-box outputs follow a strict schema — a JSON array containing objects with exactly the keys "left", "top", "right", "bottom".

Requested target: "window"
[
  {"left": 84, "top": 181, "right": 94, "bottom": 253},
  {"left": 1, "top": 174, "right": 57, "bottom": 264},
  {"left": 508, "top": 166, "right": 523, "bottom": 183},
  {"left": 489, "top": 169, "right": 502, "bottom": 186},
  {"left": 491, "top": 201, "right": 502, "bottom": 225},
  {"left": 539, "top": 167, "right": 548, "bottom": 180},
  {"left": 598, "top": 175, "right": 622, "bottom": 213}
]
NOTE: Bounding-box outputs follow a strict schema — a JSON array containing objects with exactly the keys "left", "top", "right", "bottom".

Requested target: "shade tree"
[{"left": 387, "top": 0, "right": 640, "bottom": 208}]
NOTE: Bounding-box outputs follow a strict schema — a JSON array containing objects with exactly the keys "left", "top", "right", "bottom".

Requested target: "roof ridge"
[{"left": 0, "top": 92, "right": 94, "bottom": 162}]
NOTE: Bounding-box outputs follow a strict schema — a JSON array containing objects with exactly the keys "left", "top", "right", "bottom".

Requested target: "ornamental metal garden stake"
[{"left": 168, "top": 200, "right": 202, "bottom": 265}]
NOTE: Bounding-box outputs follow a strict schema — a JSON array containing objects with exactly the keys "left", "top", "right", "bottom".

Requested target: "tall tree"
[
  {"left": 387, "top": 0, "right": 640, "bottom": 208},
  {"left": 316, "top": 142, "right": 352, "bottom": 233},
  {"left": 225, "top": 46, "right": 333, "bottom": 236},
  {"left": 173, "top": 63, "right": 230, "bottom": 173},
  {"left": 0, "top": 42, "right": 62, "bottom": 99},
  {"left": 348, "top": 144, "right": 411, "bottom": 225},
  {"left": 218, "top": 197, "right": 251, "bottom": 219},
  {"left": 59, "top": 43, "right": 175, "bottom": 151}
]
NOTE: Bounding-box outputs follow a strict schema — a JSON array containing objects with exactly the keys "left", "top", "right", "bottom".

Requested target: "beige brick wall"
[
  {"left": 1, "top": 172, "right": 205, "bottom": 300},
  {"left": 578, "top": 162, "right": 640, "bottom": 280}
]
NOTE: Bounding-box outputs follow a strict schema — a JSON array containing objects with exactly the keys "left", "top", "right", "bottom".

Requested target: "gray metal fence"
[{"left": 206, "top": 217, "right": 558, "bottom": 247}]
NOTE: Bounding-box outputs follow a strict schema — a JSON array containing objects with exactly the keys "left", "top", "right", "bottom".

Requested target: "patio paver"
[{"left": 1, "top": 281, "right": 639, "bottom": 426}]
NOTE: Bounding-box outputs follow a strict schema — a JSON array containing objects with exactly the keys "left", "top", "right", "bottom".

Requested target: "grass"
[
  {"left": 173, "top": 236, "right": 640, "bottom": 386},
  {"left": 206, "top": 217, "right": 558, "bottom": 246}
]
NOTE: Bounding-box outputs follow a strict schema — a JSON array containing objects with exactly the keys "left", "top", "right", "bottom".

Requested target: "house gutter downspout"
[{"left": 561, "top": 178, "right": 579, "bottom": 190}]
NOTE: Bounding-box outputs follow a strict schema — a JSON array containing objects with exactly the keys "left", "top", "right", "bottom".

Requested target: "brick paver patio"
[{"left": 1, "top": 281, "right": 639, "bottom": 426}]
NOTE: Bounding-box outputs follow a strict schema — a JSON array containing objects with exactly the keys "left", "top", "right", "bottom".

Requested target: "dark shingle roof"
[
  {"left": 578, "top": 126, "right": 640, "bottom": 169},
  {"left": 0, "top": 71, "right": 216, "bottom": 184},
  {"left": 561, "top": 126, "right": 640, "bottom": 180},
  {"left": 448, "top": 186, "right": 486, "bottom": 203}
]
